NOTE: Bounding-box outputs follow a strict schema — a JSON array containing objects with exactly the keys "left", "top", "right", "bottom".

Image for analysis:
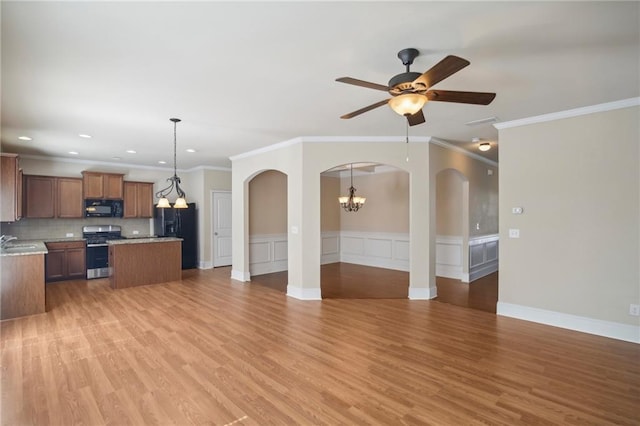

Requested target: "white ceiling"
[{"left": 2, "top": 1, "right": 639, "bottom": 170}]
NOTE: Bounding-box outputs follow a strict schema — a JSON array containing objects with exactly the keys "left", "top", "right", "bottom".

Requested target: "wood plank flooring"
[{"left": 2, "top": 267, "right": 639, "bottom": 425}]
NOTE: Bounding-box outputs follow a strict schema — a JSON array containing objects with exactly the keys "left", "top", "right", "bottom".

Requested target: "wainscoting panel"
[
  {"left": 469, "top": 234, "right": 499, "bottom": 282},
  {"left": 249, "top": 234, "right": 289, "bottom": 276},
  {"left": 436, "top": 235, "right": 463, "bottom": 280},
  {"left": 340, "top": 232, "right": 409, "bottom": 271},
  {"left": 321, "top": 232, "right": 340, "bottom": 265}
]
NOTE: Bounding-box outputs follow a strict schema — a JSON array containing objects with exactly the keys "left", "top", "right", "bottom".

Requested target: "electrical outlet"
[
  {"left": 509, "top": 228, "right": 520, "bottom": 238},
  {"left": 133, "top": 230, "right": 139, "bottom": 235},
  {"left": 66, "top": 233, "right": 74, "bottom": 237},
  {"left": 629, "top": 304, "right": 640, "bottom": 316}
]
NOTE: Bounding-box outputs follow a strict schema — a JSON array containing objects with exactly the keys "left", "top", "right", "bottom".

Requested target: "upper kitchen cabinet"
[
  {"left": 0, "top": 153, "right": 22, "bottom": 222},
  {"left": 124, "top": 181, "right": 154, "bottom": 218},
  {"left": 23, "top": 176, "right": 83, "bottom": 219},
  {"left": 82, "top": 171, "right": 124, "bottom": 199},
  {"left": 57, "top": 178, "right": 84, "bottom": 218}
]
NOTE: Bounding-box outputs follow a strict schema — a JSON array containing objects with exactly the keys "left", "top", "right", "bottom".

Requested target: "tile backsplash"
[{"left": 1, "top": 218, "right": 154, "bottom": 240}]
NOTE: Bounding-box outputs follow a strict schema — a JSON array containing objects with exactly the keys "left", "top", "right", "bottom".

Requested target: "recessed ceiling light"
[
  {"left": 68, "top": 151, "right": 79, "bottom": 155},
  {"left": 18, "top": 136, "right": 32, "bottom": 141},
  {"left": 112, "top": 156, "right": 122, "bottom": 160},
  {"left": 158, "top": 160, "right": 167, "bottom": 164},
  {"left": 186, "top": 149, "right": 196, "bottom": 153},
  {"left": 126, "top": 150, "right": 137, "bottom": 154},
  {"left": 78, "top": 134, "right": 92, "bottom": 139}
]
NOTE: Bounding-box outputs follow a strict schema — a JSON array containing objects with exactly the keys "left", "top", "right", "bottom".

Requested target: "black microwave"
[{"left": 85, "top": 199, "right": 124, "bottom": 218}]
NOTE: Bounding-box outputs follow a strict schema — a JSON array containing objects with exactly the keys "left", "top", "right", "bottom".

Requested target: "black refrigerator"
[{"left": 155, "top": 203, "right": 198, "bottom": 269}]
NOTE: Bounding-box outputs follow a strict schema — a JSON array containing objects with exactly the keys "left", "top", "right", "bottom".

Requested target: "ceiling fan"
[{"left": 336, "top": 48, "right": 496, "bottom": 126}]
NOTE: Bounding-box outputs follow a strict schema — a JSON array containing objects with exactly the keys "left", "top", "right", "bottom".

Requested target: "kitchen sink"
[{"left": 5, "top": 244, "right": 37, "bottom": 249}]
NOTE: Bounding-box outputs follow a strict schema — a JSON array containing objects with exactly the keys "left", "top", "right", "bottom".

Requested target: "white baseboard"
[
  {"left": 231, "top": 269, "right": 251, "bottom": 282},
  {"left": 286, "top": 285, "right": 322, "bottom": 300},
  {"left": 198, "top": 260, "right": 214, "bottom": 269},
  {"left": 408, "top": 286, "right": 437, "bottom": 300},
  {"left": 497, "top": 302, "right": 640, "bottom": 344},
  {"left": 436, "top": 264, "right": 463, "bottom": 280},
  {"left": 469, "top": 259, "right": 498, "bottom": 282}
]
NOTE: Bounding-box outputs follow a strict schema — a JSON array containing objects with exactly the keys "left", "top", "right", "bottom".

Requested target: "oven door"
[{"left": 86, "top": 244, "right": 109, "bottom": 279}]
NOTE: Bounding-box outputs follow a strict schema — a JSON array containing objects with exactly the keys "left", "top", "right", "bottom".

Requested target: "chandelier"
[
  {"left": 156, "top": 118, "right": 188, "bottom": 209},
  {"left": 338, "top": 164, "right": 366, "bottom": 212}
]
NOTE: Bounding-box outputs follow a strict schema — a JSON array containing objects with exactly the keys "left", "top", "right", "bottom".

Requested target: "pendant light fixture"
[
  {"left": 156, "top": 118, "right": 188, "bottom": 208},
  {"left": 338, "top": 163, "right": 366, "bottom": 212}
]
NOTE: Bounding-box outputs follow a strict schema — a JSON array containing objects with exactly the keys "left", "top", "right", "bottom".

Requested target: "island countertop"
[
  {"left": 0, "top": 241, "right": 48, "bottom": 257},
  {"left": 108, "top": 237, "right": 182, "bottom": 245}
]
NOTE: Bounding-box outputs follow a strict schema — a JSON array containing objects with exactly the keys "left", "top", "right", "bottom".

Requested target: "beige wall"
[
  {"left": 436, "top": 168, "right": 464, "bottom": 236},
  {"left": 498, "top": 106, "right": 639, "bottom": 327},
  {"left": 339, "top": 170, "right": 409, "bottom": 233},
  {"left": 320, "top": 175, "right": 340, "bottom": 232},
  {"left": 430, "top": 144, "right": 498, "bottom": 237},
  {"left": 249, "top": 170, "right": 287, "bottom": 235}
]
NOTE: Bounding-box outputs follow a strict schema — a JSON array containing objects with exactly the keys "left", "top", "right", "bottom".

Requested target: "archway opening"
[
  {"left": 246, "top": 170, "right": 289, "bottom": 293},
  {"left": 319, "top": 163, "right": 409, "bottom": 299}
]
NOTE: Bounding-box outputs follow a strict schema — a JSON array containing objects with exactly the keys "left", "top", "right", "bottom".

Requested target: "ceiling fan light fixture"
[{"left": 389, "top": 93, "right": 427, "bottom": 117}]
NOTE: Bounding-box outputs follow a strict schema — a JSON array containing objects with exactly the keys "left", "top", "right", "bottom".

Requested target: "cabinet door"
[
  {"left": 24, "top": 176, "right": 56, "bottom": 218},
  {"left": 137, "top": 183, "right": 154, "bottom": 218},
  {"left": 104, "top": 174, "right": 124, "bottom": 199},
  {"left": 45, "top": 249, "right": 66, "bottom": 281},
  {"left": 83, "top": 172, "right": 104, "bottom": 199},
  {"left": 57, "top": 178, "right": 84, "bottom": 218},
  {"left": 66, "top": 247, "right": 86, "bottom": 279},
  {"left": 0, "top": 155, "right": 19, "bottom": 222},
  {"left": 123, "top": 182, "right": 138, "bottom": 218}
]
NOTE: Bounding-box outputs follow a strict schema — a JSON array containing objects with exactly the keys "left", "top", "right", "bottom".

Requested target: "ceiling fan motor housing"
[{"left": 389, "top": 72, "right": 422, "bottom": 95}]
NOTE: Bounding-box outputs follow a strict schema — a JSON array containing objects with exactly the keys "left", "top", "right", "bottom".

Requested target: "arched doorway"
[
  {"left": 246, "top": 170, "right": 289, "bottom": 293},
  {"left": 319, "top": 163, "right": 410, "bottom": 298}
]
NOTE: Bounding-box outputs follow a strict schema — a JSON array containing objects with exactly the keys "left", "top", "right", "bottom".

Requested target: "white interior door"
[{"left": 212, "top": 191, "right": 232, "bottom": 267}]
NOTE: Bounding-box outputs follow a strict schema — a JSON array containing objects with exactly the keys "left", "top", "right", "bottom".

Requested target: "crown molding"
[
  {"left": 429, "top": 137, "right": 499, "bottom": 167},
  {"left": 18, "top": 153, "right": 231, "bottom": 173},
  {"left": 494, "top": 97, "right": 640, "bottom": 130}
]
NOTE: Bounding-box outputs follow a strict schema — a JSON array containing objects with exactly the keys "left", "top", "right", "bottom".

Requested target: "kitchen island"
[
  {"left": 108, "top": 237, "right": 182, "bottom": 289},
  {"left": 0, "top": 241, "right": 48, "bottom": 320}
]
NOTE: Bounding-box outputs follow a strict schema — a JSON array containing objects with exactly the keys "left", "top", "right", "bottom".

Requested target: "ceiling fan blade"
[
  {"left": 340, "top": 99, "right": 390, "bottom": 119},
  {"left": 426, "top": 90, "right": 496, "bottom": 105},
  {"left": 412, "top": 55, "right": 470, "bottom": 89},
  {"left": 407, "top": 110, "right": 425, "bottom": 126},
  {"left": 340, "top": 99, "right": 391, "bottom": 119},
  {"left": 336, "top": 77, "right": 389, "bottom": 92}
]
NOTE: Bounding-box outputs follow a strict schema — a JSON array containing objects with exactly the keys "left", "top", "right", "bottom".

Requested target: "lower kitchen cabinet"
[{"left": 45, "top": 241, "right": 86, "bottom": 282}]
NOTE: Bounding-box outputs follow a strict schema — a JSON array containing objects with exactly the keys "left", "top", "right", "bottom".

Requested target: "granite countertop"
[
  {"left": 108, "top": 237, "right": 183, "bottom": 245},
  {"left": 0, "top": 241, "right": 49, "bottom": 257},
  {"left": 44, "top": 237, "right": 87, "bottom": 243}
]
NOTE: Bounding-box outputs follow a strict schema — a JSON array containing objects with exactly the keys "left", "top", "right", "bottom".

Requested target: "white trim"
[
  {"left": 408, "top": 286, "right": 437, "bottom": 300},
  {"left": 468, "top": 260, "right": 498, "bottom": 282},
  {"left": 469, "top": 234, "right": 499, "bottom": 246},
  {"left": 198, "top": 260, "right": 213, "bottom": 269},
  {"left": 20, "top": 154, "right": 231, "bottom": 173},
  {"left": 494, "top": 97, "right": 640, "bottom": 130},
  {"left": 429, "top": 137, "right": 499, "bottom": 167},
  {"left": 497, "top": 302, "right": 640, "bottom": 344},
  {"left": 286, "top": 285, "right": 322, "bottom": 300},
  {"left": 229, "top": 137, "right": 302, "bottom": 161},
  {"left": 231, "top": 269, "right": 250, "bottom": 282}
]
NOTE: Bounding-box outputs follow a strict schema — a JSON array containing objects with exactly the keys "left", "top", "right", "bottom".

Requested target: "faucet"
[{"left": 0, "top": 235, "right": 17, "bottom": 248}]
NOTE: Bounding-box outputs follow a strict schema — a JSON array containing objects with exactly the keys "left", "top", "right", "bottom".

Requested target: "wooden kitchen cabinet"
[
  {"left": 23, "top": 175, "right": 56, "bottom": 218},
  {"left": 23, "top": 175, "right": 83, "bottom": 219},
  {"left": 123, "top": 181, "right": 154, "bottom": 218},
  {"left": 45, "top": 241, "right": 86, "bottom": 282},
  {"left": 0, "top": 153, "right": 22, "bottom": 222},
  {"left": 57, "top": 178, "right": 84, "bottom": 218},
  {"left": 82, "top": 171, "right": 124, "bottom": 199}
]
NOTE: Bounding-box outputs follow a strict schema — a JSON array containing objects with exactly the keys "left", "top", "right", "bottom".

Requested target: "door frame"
[{"left": 210, "top": 190, "right": 232, "bottom": 268}]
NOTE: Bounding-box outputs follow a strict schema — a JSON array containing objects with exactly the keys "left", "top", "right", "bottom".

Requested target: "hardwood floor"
[
  {"left": 254, "top": 263, "right": 497, "bottom": 314},
  {"left": 2, "top": 267, "right": 639, "bottom": 425}
]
